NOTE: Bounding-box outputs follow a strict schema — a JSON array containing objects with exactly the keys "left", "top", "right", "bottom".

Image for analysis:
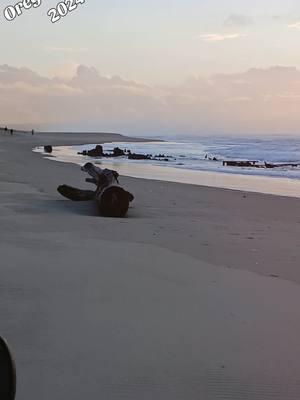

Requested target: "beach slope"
[{"left": 1, "top": 131, "right": 300, "bottom": 400}]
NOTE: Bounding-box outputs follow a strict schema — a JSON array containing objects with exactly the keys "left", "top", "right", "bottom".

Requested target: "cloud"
[
  {"left": 2, "top": 64, "right": 300, "bottom": 135},
  {"left": 224, "top": 14, "right": 254, "bottom": 27},
  {"left": 44, "top": 46, "right": 89, "bottom": 53},
  {"left": 49, "top": 62, "right": 80, "bottom": 80},
  {"left": 196, "top": 33, "right": 245, "bottom": 42},
  {"left": 288, "top": 21, "right": 300, "bottom": 29}
]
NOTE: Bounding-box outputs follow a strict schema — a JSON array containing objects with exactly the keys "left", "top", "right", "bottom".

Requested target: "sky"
[{"left": 1, "top": 0, "right": 300, "bottom": 135}]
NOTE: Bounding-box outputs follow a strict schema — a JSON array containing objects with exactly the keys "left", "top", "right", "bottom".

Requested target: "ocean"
[{"left": 36, "top": 135, "right": 300, "bottom": 198}]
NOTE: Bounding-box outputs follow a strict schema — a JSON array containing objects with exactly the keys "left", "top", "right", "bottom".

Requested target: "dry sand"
[{"left": 1, "top": 131, "right": 300, "bottom": 399}]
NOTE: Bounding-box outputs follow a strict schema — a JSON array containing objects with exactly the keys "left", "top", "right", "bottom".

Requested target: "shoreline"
[
  {"left": 36, "top": 141, "right": 300, "bottom": 199},
  {"left": 1, "top": 130, "right": 300, "bottom": 399}
]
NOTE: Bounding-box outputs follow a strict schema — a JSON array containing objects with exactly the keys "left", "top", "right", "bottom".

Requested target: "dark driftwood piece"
[{"left": 57, "top": 163, "right": 134, "bottom": 217}]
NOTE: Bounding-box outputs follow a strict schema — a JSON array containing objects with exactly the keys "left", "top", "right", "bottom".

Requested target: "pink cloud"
[{"left": 2, "top": 64, "right": 300, "bottom": 135}]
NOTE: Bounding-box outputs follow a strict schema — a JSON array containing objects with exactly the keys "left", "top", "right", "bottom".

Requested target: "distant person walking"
[
  {"left": 31, "top": 129, "right": 34, "bottom": 135},
  {"left": 10, "top": 129, "right": 13, "bottom": 135}
]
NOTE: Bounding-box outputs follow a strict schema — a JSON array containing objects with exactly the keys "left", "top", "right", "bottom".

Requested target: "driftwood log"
[{"left": 57, "top": 163, "right": 134, "bottom": 217}]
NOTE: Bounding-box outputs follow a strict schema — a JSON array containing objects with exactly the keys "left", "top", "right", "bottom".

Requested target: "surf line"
[{"left": 3, "top": 0, "right": 42, "bottom": 21}]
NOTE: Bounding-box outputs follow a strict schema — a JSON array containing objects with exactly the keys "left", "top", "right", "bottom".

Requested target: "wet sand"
[{"left": 1, "top": 131, "right": 300, "bottom": 399}]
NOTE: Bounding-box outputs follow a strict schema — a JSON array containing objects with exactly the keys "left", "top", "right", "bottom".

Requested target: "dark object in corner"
[
  {"left": 44, "top": 145, "right": 53, "bottom": 153},
  {"left": 0, "top": 336, "right": 16, "bottom": 400},
  {"left": 57, "top": 163, "right": 134, "bottom": 217}
]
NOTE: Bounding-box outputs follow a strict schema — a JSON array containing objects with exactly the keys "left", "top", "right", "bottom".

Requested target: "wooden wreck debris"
[
  {"left": 78, "top": 145, "right": 172, "bottom": 162},
  {"left": 76, "top": 145, "right": 300, "bottom": 170},
  {"left": 223, "top": 160, "right": 259, "bottom": 167},
  {"left": 44, "top": 145, "right": 53, "bottom": 153},
  {"left": 264, "top": 162, "right": 300, "bottom": 169},
  {"left": 223, "top": 160, "right": 300, "bottom": 169},
  {"left": 78, "top": 145, "right": 126, "bottom": 158},
  {"left": 128, "top": 153, "right": 151, "bottom": 160},
  {"left": 112, "top": 147, "right": 126, "bottom": 157},
  {"left": 57, "top": 162, "right": 134, "bottom": 217},
  {"left": 78, "top": 145, "right": 103, "bottom": 157}
]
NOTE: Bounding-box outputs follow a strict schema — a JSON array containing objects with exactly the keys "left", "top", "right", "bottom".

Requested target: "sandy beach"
[{"left": 1, "top": 130, "right": 300, "bottom": 399}]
